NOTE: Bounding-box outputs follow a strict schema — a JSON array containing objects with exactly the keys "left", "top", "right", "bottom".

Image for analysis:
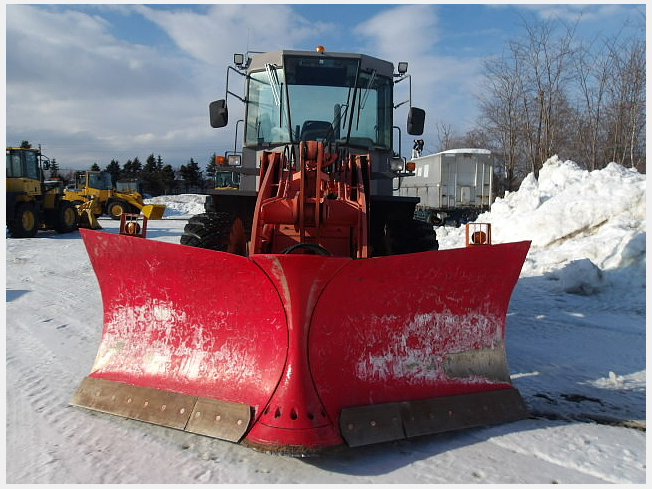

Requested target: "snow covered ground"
[{"left": 5, "top": 157, "right": 646, "bottom": 483}]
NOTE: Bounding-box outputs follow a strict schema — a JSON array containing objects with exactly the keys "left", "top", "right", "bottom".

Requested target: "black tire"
[
  {"left": 204, "top": 196, "right": 216, "bottom": 213},
  {"left": 8, "top": 202, "right": 39, "bottom": 238},
  {"left": 383, "top": 218, "right": 439, "bottom": 255},
  {"left": 54, "top": 200, "right": 79, "bottom": 233},
  {"left": 181, "top": 212, "right": 248, "bottom": 255},
  {"left": 428, "top": 213, "right": 443, "bottom": 226},
  {"left": 107, "top": 200, "right": 128, "bottom": 220}
]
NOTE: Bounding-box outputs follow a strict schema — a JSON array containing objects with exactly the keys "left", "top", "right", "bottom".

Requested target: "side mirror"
[
  {"left": 407, "top": 107, "right": 425, "bottom": 135},
  {"left": 209, "top": 100, "right": 228, "bottom": 128}
]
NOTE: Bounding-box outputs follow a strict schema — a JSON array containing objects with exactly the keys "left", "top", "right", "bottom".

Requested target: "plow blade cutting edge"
[{"left": 72, "top": 229, "right": 530, "bottom": 454}]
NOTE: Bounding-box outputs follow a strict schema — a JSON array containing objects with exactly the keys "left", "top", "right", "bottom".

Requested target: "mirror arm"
[
  {"left": 393, "top": 126, "right": 402, "bottom": 157},
  {"left": 393, "top": 74, "right": 412, "bottom": 109},
  {"left": 225, "top": 66, "right": 248, "bottom": 104}
]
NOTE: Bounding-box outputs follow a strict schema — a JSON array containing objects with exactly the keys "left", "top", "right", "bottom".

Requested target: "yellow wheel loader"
[
  {"left": 63, "top": 171, "right": 166, "bottom": 220},
  {"left": 6, "top": 147, "right": 79, "bottom": 237}
]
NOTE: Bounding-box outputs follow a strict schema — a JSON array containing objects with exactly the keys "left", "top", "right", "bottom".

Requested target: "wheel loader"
[
  {"left": 72, "top": 47, "right": 531, "bottom": 455},
  {"left": 63, "top": 171, "right": 166, "bottom": 220},
  {"left": 6, "top": 147, "right": 79, "bottom": 237}
]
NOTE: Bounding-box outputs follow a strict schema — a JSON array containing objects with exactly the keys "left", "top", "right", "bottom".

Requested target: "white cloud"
[
  {"left": 515, "top": 4, "right": 631, "bottom": 23},
  {"left": 356, "top": 4, "right": 440, "bottom": 60},
  {"left": 133, "top": 4, "right": 335, "bottom": 66},
  {"left": 5, "top": 4, "right": 340, "bottom": 169},
  {"left": 5, "top": 5, "right": 221, "bottom": 168},
  {"left": 353, "top": 4, "right": 485, "bottom": 147}
]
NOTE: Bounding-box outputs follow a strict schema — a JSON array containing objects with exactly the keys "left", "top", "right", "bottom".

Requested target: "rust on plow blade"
[{"left": 72, "top": 228, "right": 531, "bottom": 454}]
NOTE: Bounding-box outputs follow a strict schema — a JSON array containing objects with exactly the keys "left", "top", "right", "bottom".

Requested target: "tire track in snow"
[
  {"left": 6, "top": 315, "right": 222, "bottom": 483},
  {"left": 469, "top": 420, "right": 645, "bottom": 483}
]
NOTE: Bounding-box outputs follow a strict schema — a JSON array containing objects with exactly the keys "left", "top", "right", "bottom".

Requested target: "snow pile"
[
  {"left": 437, "top": 157, "right": 645, "bottom": 287},
  {"left": 550, "top": 258, "right": 605, "bottom": 296},
  {"left": 145, "top": 194, "right": 207, "bottom": 217}
]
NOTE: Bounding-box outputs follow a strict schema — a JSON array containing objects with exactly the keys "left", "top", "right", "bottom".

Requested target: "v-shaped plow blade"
[{"left": 72, "top": 229, "right": 530, "bottom": 454}]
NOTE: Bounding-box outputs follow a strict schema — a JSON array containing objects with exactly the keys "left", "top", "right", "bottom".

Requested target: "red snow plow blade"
[{"left": 72, "top": 228, "right": 530, "bottom": 454}]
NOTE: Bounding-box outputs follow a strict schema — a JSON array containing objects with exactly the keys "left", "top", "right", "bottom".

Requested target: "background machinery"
[
  {"left": 72, "top": 48, "right": 530, "bottom": 455},
  {"left": 6, "top": 146, "right": 79, "bottom": 237},
  {"left": 64, "top": 171, "right": 166, "bottom": 220},
  {"left": 396, "top": 148, "right": 495, "bottom": 226}
]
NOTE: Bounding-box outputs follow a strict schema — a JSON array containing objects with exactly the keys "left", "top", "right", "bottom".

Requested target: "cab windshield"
[
  {"left": 88, "top": 172, "right": 113, "bottom": 190},
  {"left": 244, "top": 56, "right": 392, "bottom": 150},
  {"left": 116, "top": 180, "right": 139, "bottom": 192}
]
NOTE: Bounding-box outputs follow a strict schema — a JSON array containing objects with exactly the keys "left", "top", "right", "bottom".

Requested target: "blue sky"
[{"left": 5, "top": 3, "right": 645, "bottom": 170}]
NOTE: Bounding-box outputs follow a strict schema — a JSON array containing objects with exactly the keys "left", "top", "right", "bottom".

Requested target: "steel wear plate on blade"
[
  {"left": 71, "top": 376, "right": 251, "bottom": 442},
  {"left": 340, "top": 388, "right": 528, "bottom": 447},
  {"left": 186, "top": 397, "right": 252, "bottom": 441}
]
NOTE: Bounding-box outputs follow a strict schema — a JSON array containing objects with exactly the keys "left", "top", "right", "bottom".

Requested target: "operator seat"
[{"left": 299, "top": 120, "right": 333, "bottom": 142}]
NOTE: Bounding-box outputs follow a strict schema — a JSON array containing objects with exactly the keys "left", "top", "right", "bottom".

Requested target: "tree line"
[
  {"left": 431, "top": 15, "right": 645, "bottom": 193},
  {"left": 48, "top": 152, "right": 223, "bottom": 196},
  {"left": 19, "top": 139, "right": 223, "bottom": 196},
  {"left": 98, "top": 153, "right": 223, "bottom": 195}
]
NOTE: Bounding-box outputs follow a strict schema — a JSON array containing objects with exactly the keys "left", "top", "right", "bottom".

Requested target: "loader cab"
[
  {"left": 6, "top": 148, "right": 44, "bottom": 195},
  {"left": 214, "top": 171, "right": 240, "bottom": 189},
  {"left": 86, "top": 171, "right": 113, "bottom": 191},
  {"left": 116, "top": 179, "right": 141, "bottom": 194},
  {"left": 211, "top": 49, "right": 425, "bottom": 195},
  {"left": 72, "top": 170, "right": 112, "bottom": 191},
  {"left": 242, "top": 53, "right": 393, "bottom": 152},
  {"left": 7, "top": 148, "right": 42, "bottom": 181}
]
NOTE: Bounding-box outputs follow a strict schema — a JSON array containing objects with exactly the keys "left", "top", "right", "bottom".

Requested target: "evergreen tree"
[
  {"left": 91, "top": 163, "right": 101, "bottom": 171},
  {"left": 143, "top": 154, "right": 157, "bottom": 174},
  {"left": 179, "top": 158, "right": 202, "bottom": 189},
  {"left": 161, "top": 164, "right": 176, "bottom": 194},
  {"left": 49, "top": 158, "right": 60, "bottom": 178},
  {"left": 206, "top": 153, "right": 219, "bottom": 178},
  {"left": 105, "top": 159, "right": 121, "bottom": 185},
  {"left": 20, "top": 140, "right": 31, "bottom": 149},
  {"left": 121, "top": 157, "right": 143, "bottom": 179},
  {"left": 142, "top": 153, "right": 164, "bottom": 195},
  {"left": 122, "top": 159, "right": 133, "bottom": 177},
  {"left": 131, "top": 156, "right": 142, "bottom": 176}
]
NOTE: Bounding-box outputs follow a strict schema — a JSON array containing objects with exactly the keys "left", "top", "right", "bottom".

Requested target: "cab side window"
[
  {"left": 24, "top": 151, "right": 40, "bottom": 180},
  {"left": 6, "top": 154, "right": 22, "bottom": 177}
]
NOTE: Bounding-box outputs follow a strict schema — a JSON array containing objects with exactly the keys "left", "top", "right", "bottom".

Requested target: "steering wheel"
[{"left": 281, "top": 243, "right": 332, "bottom": 256}]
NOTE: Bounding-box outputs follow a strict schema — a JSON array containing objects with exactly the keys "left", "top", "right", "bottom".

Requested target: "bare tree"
[
  {"left": 478, "top": 47, "right": 526, "bottom": 189},
  {"left": 573, "top": 36, "right": 613, "bottom": 170},
  {"left": 473, "top": 14, "right": 644, "bottom": 178},
  {"left": 606, "top": 37, "right": 645, "bottom": 170},
  {"left": 513, "top": 18, "right": 577, "bottom": 175},
  {"left": 435, "top": 122, "right": 455, "bottom": 152}
]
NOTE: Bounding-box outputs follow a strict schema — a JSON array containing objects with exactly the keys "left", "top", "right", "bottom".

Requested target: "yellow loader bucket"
[
  {"left": 76, "top": 199, "right": 102, "bottom": 229},
  {"left": 140, "top": 204, "right": 166, "bottom": 220}
]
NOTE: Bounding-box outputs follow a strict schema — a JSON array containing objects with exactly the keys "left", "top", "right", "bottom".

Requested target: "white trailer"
[{"left": 396, "top": 148, "right": 494, "bottom": 225}]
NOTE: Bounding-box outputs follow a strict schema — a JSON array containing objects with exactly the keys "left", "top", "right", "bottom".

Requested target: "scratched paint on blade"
[
  {"left": 93, "top": 300, "right": 266, "bottom": 391},
  {"left": 354, "top": 310, "right": 504, "bottom": 384}
]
